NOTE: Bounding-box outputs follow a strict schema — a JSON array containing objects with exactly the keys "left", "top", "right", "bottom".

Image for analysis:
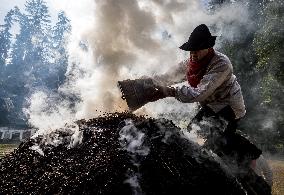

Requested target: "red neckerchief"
[{"left": 186, "top": 48, "right": 215, "bottom": 88}]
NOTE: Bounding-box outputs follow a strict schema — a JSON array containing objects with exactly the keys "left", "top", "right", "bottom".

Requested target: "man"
[
  {"left": 154, "top": 24, "right": 246, "bottom": 135},
  {"left": 119, "top": 24, "right": 268, "bottom": 187},
  {"left": 152, "top": 24, "right": 264, "bottom": 176}
]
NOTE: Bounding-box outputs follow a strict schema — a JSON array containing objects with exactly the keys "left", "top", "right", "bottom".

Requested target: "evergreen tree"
[
  {"left": 47, "top": 11, "right": 71, "bottom": 89},
  {"left": 0, "top": 8, "right": 16, "bottom": 72},
  {"left": 26, "top": 0, "right": 51, "bottom": 56},
  {"left": 53, "top": 12, "right": 71, "bottom": 47},
  {"left": 0, "top": 7, "right": 19, "bottom": 125},
  {"left": 5, "top": 0, "right": 52, "bottom": 125},
  {"left": 0, "top": 0, "right": 72, "bottom": 126},
  {"left": 253, "top": 0, "right": 284, "bottom": 146}
]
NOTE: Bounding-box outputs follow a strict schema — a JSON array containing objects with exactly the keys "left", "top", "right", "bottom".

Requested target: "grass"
[
  {"left": 0, "top": 144, "right": 283, "bottom": 194},
  {"left": 0, "top": 144, "right": 18, "bottom": 158}
]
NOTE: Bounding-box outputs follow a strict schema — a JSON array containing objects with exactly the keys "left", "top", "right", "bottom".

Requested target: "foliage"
[
  {"left": 209, "top": 0, "right": 284, "bottom": 153},
  {"left": 252, "top": 0, "right": 284, "bottom": 145},
  {"left": 0, "top": 0, "right": 71, "bottom": 126},
  {"left": 253, "top": 0, "right": 284, "bottom": 83}
]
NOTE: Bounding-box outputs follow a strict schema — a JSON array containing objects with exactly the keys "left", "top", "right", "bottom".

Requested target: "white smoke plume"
[
  {"left": 29, "top": 144, "right": 45, "bottom": 156},
  {"left": 119, "top": 119, "right": 150, "bottom": 156},
  {"left": 119, "top": 119, "right": 150, "bottom": 194},
  {"left": 25, "top": 0, "right": 253, "bottom": 134}
]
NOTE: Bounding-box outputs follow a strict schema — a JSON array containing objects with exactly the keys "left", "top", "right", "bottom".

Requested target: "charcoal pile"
[{"left": 0, "top": 112, "right": 268, "bottom": 194}]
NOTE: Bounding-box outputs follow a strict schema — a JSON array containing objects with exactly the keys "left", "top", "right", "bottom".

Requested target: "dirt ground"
[
  {"left": 269, "top": 160, "right": 284, "bottom": 195},
  {"left": 0, "top": 144, "right": 18, "bottom": 158}
]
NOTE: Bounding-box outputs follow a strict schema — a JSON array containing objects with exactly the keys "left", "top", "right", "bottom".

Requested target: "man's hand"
[
  {"left": 155, "top": 85, "right": 176, "bottom": 97},
  {"left": 146, "top": 85, "right": 176, "bottom": 103},
  {"left": 118, "top": 78, "right": 176, "bottom": 111},
  {"left": 142, "top": 78, "right": 175, "bottom": 99},
  {"left": 143, "top": 82, "right": 176, "bottom": 103}
]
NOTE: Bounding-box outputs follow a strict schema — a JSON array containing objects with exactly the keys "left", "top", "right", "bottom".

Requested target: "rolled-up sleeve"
[{"left": 175, "top": 61, "right": 232, "bottom": 103}]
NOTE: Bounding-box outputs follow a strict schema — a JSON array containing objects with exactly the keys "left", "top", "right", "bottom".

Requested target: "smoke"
[
  {"left": 29, "top": 144, "right": 45, "bottom": 156},
  {"left": 119, "top": 119, "right": 150, "bottom": 194},
  {"left": 119, "top": 119, "right": 150, "bottom": 156},
  {"left": 24, "top": 91, "right": 75, "bottom": 131},
  {"left": 28, "top": 122, "right": 82, "bottom": 156},
  {"left": 25, "top": 0, "right": 254, "bottom": 134}
]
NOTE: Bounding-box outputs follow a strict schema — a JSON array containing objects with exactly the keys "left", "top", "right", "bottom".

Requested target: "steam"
[
  {"left": 119, "top": 119, "right": 150, "bottom": 194},
  {"left": 29, "top": 122, "right": 82, "bottom": 155},
  {"left": 24, "top": 91, "right": 75, "bottom": 132},
  {"left": 182, "top": 123, "right": 205, "bottom": 145},
  {"left": 29, "top": 144, "right": 45, "bottom": 156},
  {"left": 119, "top": 119, "right": 150, "bottom": 156},
  {"left": 25, "top": 0, "right": 253, "bottom": 135}
]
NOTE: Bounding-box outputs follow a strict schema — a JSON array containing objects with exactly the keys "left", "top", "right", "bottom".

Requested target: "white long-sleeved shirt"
[{"left": 153, "top": 51, "right": 246, "bottom": 119}]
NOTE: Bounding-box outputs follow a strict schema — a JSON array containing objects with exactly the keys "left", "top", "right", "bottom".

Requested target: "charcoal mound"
[{"left": 0, "top": 112, "right": 260, "bottom": 194}]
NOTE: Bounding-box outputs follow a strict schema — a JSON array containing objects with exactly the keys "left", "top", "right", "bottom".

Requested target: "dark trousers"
[
  {"left": 189, "top": 105, "right": 262, "bottom": 163},
  {"left": 190, "top": 105, "right": 239, "bottom": 134}
]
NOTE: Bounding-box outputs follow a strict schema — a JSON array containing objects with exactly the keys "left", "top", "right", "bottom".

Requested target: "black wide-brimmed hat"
[{"left": 179, "top": 24, "right": 217, "bottom": 51}]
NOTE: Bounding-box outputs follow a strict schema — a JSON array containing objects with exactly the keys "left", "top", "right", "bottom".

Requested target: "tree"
[
  {"left": 253, "top": 0, "right": 284, "bottom": 84},
  {"left": 0, "top": 7, "right": 19, "bottom": 125},
  {"left": 7, "top": 0, "right": 51, "bottom": 79},
  {"left": 0, "top": 8, "right": 16, "bottom": 73},
  {"left": 0, "top": 0, "right": 72, "bottom": 127},
  {"left": 4, "top": 0, "right": 52, "bottom": 126},
  {"left": 47, "top": 11, "right": 71, "bottom": 89},
  {"left": 253, "top": 0, "right": 284, "bottom": 145}
]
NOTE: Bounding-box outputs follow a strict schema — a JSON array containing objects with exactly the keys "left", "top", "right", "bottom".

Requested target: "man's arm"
[{"left": 152, "top": 60, "right": 188, "bottom": 86}]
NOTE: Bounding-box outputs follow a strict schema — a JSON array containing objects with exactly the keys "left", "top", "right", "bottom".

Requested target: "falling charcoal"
[{"left": 0, "top": 112, "right": 270, "bottom": 195}]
